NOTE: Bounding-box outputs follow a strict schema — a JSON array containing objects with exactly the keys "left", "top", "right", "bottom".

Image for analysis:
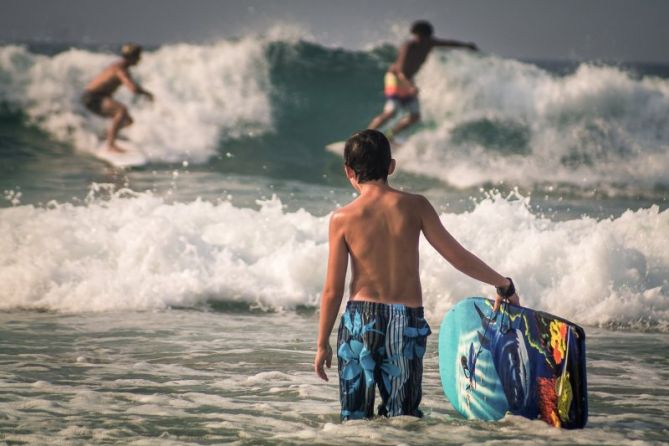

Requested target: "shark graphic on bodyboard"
[{"left": 438, "top": 297, "right": 588, "bottom": 428}]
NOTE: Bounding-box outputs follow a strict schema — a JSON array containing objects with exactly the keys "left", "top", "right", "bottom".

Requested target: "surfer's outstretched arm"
[
  {"left": 418, "top": 196, "right": 518, "bottom": 308},
  {"left": 431, "top": 38, "right": 478, "bottom": 51},
  {"left": 315, "top": 212, "right": 349, "bottom": 381}
]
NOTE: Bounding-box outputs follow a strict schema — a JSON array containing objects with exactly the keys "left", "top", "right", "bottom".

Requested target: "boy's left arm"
[{"left": 314, "top": 212, "right": 348, "bottom": 382}]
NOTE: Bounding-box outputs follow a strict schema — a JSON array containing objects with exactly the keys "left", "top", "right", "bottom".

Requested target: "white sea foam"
[
  {"left": 0, "top": 188, "right": 667, "bottom": 331},
  {"left": 0, "top": 187, "right": 326, "bottom": 312},
  {"left": 0, "top": 40, "right": 273, "bottom": 163},
  {"left": 400, "top": 51, "right": 669, "bottom": 190}
]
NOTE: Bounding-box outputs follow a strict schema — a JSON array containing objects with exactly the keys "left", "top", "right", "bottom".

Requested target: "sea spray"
[
  {"left": 0, "top": 186, "right": 327, "bottom": 312},
  {"left": 402, "top": 51, "right": 669, "bottom": 190},
  {"left": 1, "top": 187, "right": 666, "bottom": 330}
]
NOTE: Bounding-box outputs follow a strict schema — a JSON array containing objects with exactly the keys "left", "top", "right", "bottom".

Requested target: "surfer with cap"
[
  {"left": 314, "top": 129, "right": 519, "bottom": 420},
  {"left": 81, "top": 43, "right": 154, "bottom": 153},
  {"left": 367, "top": 20, "right": 478, "bottom": 142}
]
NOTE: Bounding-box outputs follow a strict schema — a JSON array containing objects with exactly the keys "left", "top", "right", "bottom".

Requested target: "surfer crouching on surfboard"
[
  {"left": 81, "top": 43, "right": 154, "bottom": 153},
  {"left": 367, "top": 21, "right": 477, "bottom": 142},
  {"left": 314, "top": 129, "right": 519, "bottom": 420}
]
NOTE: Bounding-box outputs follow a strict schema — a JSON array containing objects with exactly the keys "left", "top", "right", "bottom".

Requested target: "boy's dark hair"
[
  {"left": 344, "top": 129, "right": 392, "bottom": 183},
  {"left": 411, "top": 20, "right": 433, "bottom": 38}
]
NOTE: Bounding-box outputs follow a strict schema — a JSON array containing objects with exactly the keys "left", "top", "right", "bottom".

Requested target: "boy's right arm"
[
  {"left": 314, "top": 212, "right": 349, "bottom": 381},
  {"left": 418, "top": 196, "right": 519, "bottom": 308}
]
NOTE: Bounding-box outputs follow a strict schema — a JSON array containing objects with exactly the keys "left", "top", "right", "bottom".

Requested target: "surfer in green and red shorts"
[{"left": 367, "top": 21, "right": 478, "bottom": 142}]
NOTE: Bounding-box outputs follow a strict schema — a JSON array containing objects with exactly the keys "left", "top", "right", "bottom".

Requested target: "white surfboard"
[
  {"left": 93, "top": 143, "right": 148, "bottom": 168},
  {"left": 325, "top": 137, "right": 404, "bottom": 157},
  {"left": 325, "top": 140, "right": 346, "bottom": 156}
]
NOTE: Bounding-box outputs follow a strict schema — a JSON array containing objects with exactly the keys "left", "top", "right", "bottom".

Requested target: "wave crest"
[
  {"left": 1, "top": 187, "right": 667, "bottom": 331},
  {"left": 0, "top": 40, "right": 273, "bottom": 163},
  {"left": 399, "top": 52, "right": 669, "bottom": 191}
]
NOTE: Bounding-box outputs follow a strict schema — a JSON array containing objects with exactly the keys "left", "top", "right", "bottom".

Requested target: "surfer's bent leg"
[
  {"left": 368, "top": 100, "right": 398, "bottom": 130},
  {"left": 100, "top": 98, "right": 132, "bottom": 150},
  {"left": 390, "top": 97, "right": 421, "bottom": 136}
]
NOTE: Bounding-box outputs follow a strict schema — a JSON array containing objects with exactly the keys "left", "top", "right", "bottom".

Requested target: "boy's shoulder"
[
  {"left": 385, "top": 187, "right": 430, "bottom": 204},
  {"left": 388, "top": 188, "right": 429, "bottom": 206},
  {"left": 333, "top": 188, "right": 429, "bottom": 218}
]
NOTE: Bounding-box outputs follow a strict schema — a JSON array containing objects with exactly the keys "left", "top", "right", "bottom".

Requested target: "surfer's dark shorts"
[
  {"left": 81, "top": 91, "right": 107, "bottom": 116},
  {"left": 337, "top": 300, "right": 431, "bottom": 420}
]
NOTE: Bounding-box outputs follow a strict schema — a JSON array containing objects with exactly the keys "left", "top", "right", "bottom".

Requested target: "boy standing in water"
[
  {"left": 81, "top": 43, "right": 154, "bottom": 153},
  {"left": 314, "top": 129, "right": 519, "bottom": 419},
  {"left": 368, "top": 21, "right": 477, "bottom": 141}
]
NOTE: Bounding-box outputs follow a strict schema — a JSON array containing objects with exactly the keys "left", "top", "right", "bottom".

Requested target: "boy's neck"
[{"left": 357, "top": 180, "right": 391, "bottom": 195}]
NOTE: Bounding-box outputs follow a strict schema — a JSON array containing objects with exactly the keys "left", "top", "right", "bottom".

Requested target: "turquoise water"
[{"left": 1, "top": 38, "right": 668, "bottom": 444}]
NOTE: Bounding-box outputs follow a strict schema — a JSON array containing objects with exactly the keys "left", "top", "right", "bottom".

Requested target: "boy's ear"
[
  {"left": 344, "top": 164, "right": 356, "bottom": 180},
  {"left": 388, "top": 159, "right": 396, "bottom": 175}
]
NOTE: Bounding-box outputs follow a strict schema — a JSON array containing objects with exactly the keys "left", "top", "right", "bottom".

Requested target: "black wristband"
[{"left": 496, "top": 277, "right": 515, "bottom": 298}]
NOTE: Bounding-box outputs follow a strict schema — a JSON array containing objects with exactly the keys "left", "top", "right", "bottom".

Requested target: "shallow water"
[{"left": 0, "top": 310, "right": 667, "bottom": 445}]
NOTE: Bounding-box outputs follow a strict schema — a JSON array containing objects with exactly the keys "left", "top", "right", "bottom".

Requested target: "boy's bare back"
[
  {"left": 315, "top": 130, "right": 518, "bottom": 384},
  {"left": 332, "top": 185, "right": 424, "bottom": 307}
]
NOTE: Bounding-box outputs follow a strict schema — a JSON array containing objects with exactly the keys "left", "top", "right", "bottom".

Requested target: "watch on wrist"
[{"left": 496, "top": 277, "right": 515, "bottom": 298}]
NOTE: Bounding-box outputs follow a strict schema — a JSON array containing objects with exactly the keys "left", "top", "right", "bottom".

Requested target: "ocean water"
[{"left": 1, "top": 34, "right": 668, "bottom": 444}]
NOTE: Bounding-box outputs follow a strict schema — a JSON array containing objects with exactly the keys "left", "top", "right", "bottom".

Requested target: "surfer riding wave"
[
  {"left": 367, "top": 21, "right": 477, "bottom": 142},
  {"left": 81, "top": 43, "right": 154, "bottom": 153}
]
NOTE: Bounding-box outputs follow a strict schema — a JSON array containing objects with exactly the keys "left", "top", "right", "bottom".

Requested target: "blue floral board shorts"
[{"left": 337, "top": 300, "right": 432, "bottom": 420}]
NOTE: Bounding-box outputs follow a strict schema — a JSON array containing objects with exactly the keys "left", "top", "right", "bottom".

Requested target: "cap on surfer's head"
[
  {"left": 121, "top": 43, "right": 142, "bottom": 61},
  {"left": 411, "top": 20, "right": 433, "bottom": 38},
  {"left": 344, "top": 129, "right": 392, "bottom": 183}
]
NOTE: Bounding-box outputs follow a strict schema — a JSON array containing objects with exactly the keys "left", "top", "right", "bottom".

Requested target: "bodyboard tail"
[{"left": 438, "top": 297, "right": 588, "bottom": 428}]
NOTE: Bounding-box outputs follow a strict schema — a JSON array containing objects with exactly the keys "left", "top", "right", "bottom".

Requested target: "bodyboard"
[{"left": 438, "top": 296, "right": 587, "bottom": 428}]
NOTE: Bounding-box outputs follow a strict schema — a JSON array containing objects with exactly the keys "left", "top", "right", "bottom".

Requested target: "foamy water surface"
[
  {"left": 0, "top": 310, "right": 667, "bottom": 445},
  {"left": 1, "top": 189, "right": 667, "bottom": 331}
]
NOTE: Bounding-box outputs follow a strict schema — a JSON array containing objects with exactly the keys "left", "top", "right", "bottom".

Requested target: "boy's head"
[
  {"left": 344, "top": 129, "right": 394, "bottom": 183},
  {"left": 121, "top": 43, "right": 142, "bottom": 65},
  {"left": 411, "top": 20, "right": 433, "bottom": 39}
]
